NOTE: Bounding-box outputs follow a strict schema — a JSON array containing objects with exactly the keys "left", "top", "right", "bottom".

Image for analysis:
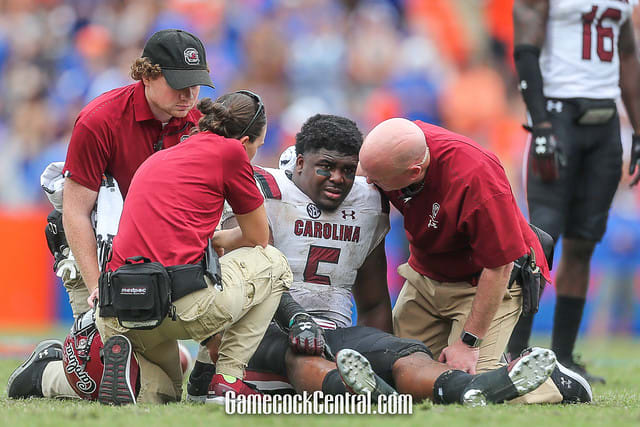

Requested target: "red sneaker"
[{"left": 207, "top": 374, "right": 262, "bottom": 404}]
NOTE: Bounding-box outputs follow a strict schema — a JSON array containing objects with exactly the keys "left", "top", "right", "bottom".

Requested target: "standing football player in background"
[{"left": 508, "top": 0, "right": 640, "bottom": 384}]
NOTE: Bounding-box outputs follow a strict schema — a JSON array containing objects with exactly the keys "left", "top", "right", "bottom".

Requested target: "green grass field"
[{"left": 1, "top": 333, "right": 639, "bottom": 427}]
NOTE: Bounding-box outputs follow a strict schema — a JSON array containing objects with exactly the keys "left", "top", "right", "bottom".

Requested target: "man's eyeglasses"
[{"left": 236, "top": 90, "right": 264, "bottom": 138}]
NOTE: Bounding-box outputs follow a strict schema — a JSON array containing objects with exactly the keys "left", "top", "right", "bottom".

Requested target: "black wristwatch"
[{"left": 460, "top": 330, "right": 482, "bottom": 348}]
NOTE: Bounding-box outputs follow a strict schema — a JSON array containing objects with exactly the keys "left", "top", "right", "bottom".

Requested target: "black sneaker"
[
  {"left": 186, "top": 361, "right": 216, "bottom": 403},
  {"left": 550, "top": 360, "right": 593, "bottom": 403},
  {"left": 462, "top": 347, "right": 557, "bottom": 407},
  {"left": 98, "top": 335, "right": 137, "bottom": 405},
  {"left": 558, "top": 357, "right": 605, "bottom": 385},
  {"left": 7, "top": 340, "right": 63, "bottom": 399},
  {"left": 336, "top": 349, "right": 397, "bottom": 400}
]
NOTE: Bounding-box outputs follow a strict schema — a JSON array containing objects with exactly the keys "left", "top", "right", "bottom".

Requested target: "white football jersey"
[
  {"left": 251, "top": 167, "right": 390, "bottom": 328},
  {"left": 540, "top": 0, "right": 637, "bottom": 99}
]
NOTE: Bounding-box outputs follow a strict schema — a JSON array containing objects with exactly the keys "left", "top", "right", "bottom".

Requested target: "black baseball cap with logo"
[{"left": 142, "top": 29, "right": 215, "bottom": 90}]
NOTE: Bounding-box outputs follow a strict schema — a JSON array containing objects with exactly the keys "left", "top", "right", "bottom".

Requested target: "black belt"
[{"left": 166, "top": 264, "right": 208, "bottom": 301}]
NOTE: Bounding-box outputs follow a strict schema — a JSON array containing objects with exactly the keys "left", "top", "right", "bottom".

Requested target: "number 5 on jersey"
[{"left": 303, "top": 245, "right": 341, "bottom": 285}]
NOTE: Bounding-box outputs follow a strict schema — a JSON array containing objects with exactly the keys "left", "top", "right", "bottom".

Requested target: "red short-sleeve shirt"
[
  {"left": 107, "top": 132, "right": 264, "bottom": 269},
  {"left": 385, "top": 121, "right": 550, "bottom": 284},
  {"left": 63, "top": 81, "right": 201, "bottom": 198}
]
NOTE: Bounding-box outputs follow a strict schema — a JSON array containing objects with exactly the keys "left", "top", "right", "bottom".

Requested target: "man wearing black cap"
[{"left": 6, "top": 29, "right": 214, "bottom": 401}]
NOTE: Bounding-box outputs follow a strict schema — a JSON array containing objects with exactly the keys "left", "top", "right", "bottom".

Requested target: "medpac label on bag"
[{"left": 120, "top": 287, "right": 148, "bottom": 296}]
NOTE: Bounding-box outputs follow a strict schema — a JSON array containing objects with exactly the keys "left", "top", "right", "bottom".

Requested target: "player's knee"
[
  {"left": 369, "top": 336, "right": 432, "bottom": 369},
  {"left": 563, "top": 239, "right": 596, "bottom": 263}
]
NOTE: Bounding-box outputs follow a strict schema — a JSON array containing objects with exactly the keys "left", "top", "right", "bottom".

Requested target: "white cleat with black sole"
[{"left": 336, "top": 349, "right": 397, "bottom": 400}]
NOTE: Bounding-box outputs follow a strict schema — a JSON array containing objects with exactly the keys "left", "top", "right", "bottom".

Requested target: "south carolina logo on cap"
[{"left": 184, "top": 48, "right": 200, "bottom": 65}]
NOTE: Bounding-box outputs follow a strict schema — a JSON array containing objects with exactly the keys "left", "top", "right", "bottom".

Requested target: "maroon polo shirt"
[
  {"left": 63, "top": 81, "right": 202, "bottom": 198},
  {"left": 108, "top": 133, "right": 264, "bottom": 269},
  {"left": 386, "top": 121, "right": 550, "bottom": 285}
]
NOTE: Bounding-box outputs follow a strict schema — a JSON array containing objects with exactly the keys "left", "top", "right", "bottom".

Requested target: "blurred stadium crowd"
[{"left": 0, "top": 0, "right": 638, "bottom": 334}]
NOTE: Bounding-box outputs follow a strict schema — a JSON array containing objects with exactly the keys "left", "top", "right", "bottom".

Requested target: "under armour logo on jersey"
[
  {"left": 535, "top": 136, "right": 548, "bottom": 154},
  {"left": 306, "top": 203, "right": 321, "bottom": 219},
  {"left": 546, "top": 100, "right": 563, "bottom": 113},
  {"left": 518, "top": 80, "right": 528, "bottom": 91},
  {"left": 341, "top": 210, "right": 356, "bottom": 220},
  {"left": 428, "top": 202, "right": 440, "bottom": 229}
]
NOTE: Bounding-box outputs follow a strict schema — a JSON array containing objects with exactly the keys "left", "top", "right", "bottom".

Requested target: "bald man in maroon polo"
[{"left": 359, "top": 118, "right": 562, "bottom": 403}]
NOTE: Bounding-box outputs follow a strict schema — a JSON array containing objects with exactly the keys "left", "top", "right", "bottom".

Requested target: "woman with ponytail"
[{"left": 95, "top": 90, "right": 293, "bottom": 405}]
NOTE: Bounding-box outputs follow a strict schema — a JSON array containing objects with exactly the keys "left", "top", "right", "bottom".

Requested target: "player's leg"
[
  {"left": 507, "top": 103, "right": 575, "bottom": 358},
  {"left": 551, "top": 238, "right": 596, "bottom": 368},
  {"left": 552, "top": 116, "right": 622, "bottom": 384},
  {"left": 326, "top": 324, "right": 555, "bottom": 406},
  {"left": 7, "top": 340, "right": 70, "bottom": 399},
  {"left": 444, "top": 280, "right": 562, "bottom": 404}
]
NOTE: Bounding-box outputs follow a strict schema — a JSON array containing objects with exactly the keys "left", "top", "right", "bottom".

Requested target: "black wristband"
[
  {"left": 514, "top": 44, "right": 548, "bottom": 125},
  {"left": 274, "top": 292, "right": 307, "bottom": 331}
]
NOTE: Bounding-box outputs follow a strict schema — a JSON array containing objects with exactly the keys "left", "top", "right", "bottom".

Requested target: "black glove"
[
  {"left": 45, "top": 209, "right": 69, "bottom": 271},
  {"left": 288, "top": 313, "right": 326, "bottom": 356},
  {"left": 630, "top": 134, "right": 640, "bottom": 187},
  {"left": 525, "top": 125, "right": 565, "bottom": 183}
]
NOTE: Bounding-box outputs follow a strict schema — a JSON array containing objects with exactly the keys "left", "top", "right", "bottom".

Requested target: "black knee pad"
[
  {"left": 326, "top": 326, "right": 432, "bottom": 385},
  {"left": 247, "top": 323, "right": 289, "bottom": 376}
]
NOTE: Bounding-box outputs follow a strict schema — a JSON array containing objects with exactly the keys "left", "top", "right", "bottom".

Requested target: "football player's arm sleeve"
[
  {"left": 513, "top": 0, "right": 550, "bottom": 125},
  {"left": 619, "top": 20, "right": 640, "bottom": 135},
  {"left": 352, "top": 239, "right": 393, "bottom": 333}
]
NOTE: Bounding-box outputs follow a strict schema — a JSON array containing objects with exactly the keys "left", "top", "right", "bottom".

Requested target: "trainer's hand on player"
[
  {"left": 526, "top": 123, "right": 564, "bottom": 183},
  {"left": 629, "top": 134, "right": 640, "bottom": 187},
  {"left": 289, "top": 313, "right": 326, "bottom": 356},
  {"left": 438, "top": 339, "right": 480, "bottom": 374}
]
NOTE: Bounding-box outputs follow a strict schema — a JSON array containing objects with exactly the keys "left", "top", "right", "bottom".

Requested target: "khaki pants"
[
  {"left": 392, "top": 263, "right": 561, "bottom": 404},
  {"left": 63, "top": 276, "right": 91, "bottom": 317},
  {"left": 96, "top": 245, "right": 292, "bottom": 404}
]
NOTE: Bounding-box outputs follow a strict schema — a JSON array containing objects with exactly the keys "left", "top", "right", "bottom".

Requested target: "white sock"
[{"left": 41, "top": 360, "right": 80, "bottom": 399}]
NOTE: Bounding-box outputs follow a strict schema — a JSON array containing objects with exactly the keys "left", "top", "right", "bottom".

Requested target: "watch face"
[{"left": 461, "top": 331, "right": 479, "bottom": 347}]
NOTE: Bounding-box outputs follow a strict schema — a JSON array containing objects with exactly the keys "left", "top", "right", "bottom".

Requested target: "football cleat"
[
  {"left": 558, "top": 357, "right": 605, "bottom": 385},
  {"left": 335, "top": 348, "right": 397, "bottom": 400},
  {"left": 186, "top": 361, "right": 215, "bottom": 403},
  {"left": 461, "top": 347, "right": 557, "bottom": 406},
  {"left": 206, "top": 374, "right": 262, "bottom": 405},
  {"left": 550, "top": 360, "right": 592, "bottom": 403},
  {"left": 7, "top": 340, "right": 63, "bottom": 399},
  {"left": 97, "top": 335, "right": 137, "bottom": 405}
]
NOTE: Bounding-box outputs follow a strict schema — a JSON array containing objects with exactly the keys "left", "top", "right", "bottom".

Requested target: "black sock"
[
  {"left": 551, "top": 295, "right": 586, "bottom": 362},
  {"left": 506, "top": 312, "right": 535, "bottom": 357},
  {"left": 432, "top": 370, "right": 474, "bottom": 404},
  {"left": 322, "top": 369, "right": 348, "bottom": 395},
  {"left": 187, "top": 361, "right": 215, "bottom": 396}
]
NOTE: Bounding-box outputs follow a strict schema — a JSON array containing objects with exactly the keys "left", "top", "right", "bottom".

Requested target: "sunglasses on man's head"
[{"left": 235, "top": 90, "right": 264, "bottom": 138}]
